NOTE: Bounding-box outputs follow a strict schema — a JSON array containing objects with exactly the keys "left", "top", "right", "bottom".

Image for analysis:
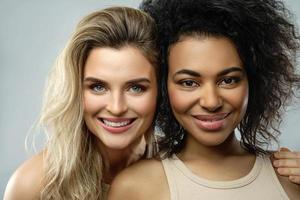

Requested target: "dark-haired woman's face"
[{"left": 167, "top": 36, "right": 249, "bottom": 147}]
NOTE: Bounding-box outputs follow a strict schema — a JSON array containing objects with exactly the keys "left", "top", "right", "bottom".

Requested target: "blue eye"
[
  {"left": 128, "top": 85, "right": 146, "bottom": 93},
  {"left": 90, "top": 84, "right": 106, "bottom": 93}
]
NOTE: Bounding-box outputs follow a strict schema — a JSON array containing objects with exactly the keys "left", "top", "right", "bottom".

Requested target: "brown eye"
[
  {"left": 180, "top": 80, "right": 199, "bottom": 88},
  {"left": 223, "top": 78, "right": 234, "bottom": 84},
  {"left": 219, "top": 77, "right": 241, "bottom": 87}
]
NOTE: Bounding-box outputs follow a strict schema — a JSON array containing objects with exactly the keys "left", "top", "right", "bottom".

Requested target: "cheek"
[
  {"left": 240, "top": 88, "right": 249, "bottom": 116},
  {"left": 226, "top": 85, "right": 249, "bottom": 115},
  {"left": 129, "top": 90, "right": 157, "bottom": 118},
  {"left": 83, "top": 92, "right": 105, "bottom": 115},
  {"left": 168, "top": 83, "right": 192, "bottom": 114}
]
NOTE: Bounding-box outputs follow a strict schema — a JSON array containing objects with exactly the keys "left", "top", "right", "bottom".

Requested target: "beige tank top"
[{"left": 162, "top": 155, "right": 289, "bottom": 200}]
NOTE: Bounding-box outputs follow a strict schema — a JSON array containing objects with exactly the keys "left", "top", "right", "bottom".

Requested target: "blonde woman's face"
[{"left": 83, "top": 46, "right": 157, "bottom": 150}]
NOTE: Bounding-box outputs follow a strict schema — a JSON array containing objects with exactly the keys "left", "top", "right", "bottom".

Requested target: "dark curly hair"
[{"left": 140, "top": 0, "right": 300, "bottom": 156}]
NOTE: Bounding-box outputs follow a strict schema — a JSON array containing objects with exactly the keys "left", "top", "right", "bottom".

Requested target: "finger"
[
  {"left": 289, "top": 176, "right": 300, "bottom": 184},
  {"left": 273, "top": 151, "right": 300, "bottom": 159},
  {"left": 277, "top": 167, "right": 300, "bottom": 176},
  {"left": 279, "top": 147, "right": 291, "bottom": 152},
  {"left": 272, "top": 147, "right": 291, "bottom": 159},
  {"left": 273, "top": 159, "right": 300, "bottom": 168}
]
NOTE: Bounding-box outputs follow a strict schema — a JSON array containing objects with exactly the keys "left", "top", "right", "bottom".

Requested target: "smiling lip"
[
  {"left": 192, "top": 113, "right": 230, "bottom": 131},
  {"left": 98, "top": 117, "right": 136, "bottom": 134}
]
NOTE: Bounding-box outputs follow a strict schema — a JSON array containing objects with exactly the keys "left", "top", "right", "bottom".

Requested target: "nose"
[
  {"left": 199, "top": 84, "right": 222, "bottom": 112},
  {"left": 106, "top": 91, "right": 128, "bottom": 116}
]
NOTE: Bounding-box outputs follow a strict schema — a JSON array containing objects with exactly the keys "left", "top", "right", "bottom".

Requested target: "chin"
[
  {"left": 202, "top": 139, "right": 227, "bottom": 147},
  {"left": 103, "top": 141, "right": 132, "bottom": 150},
  {"left": 196, "top": 137, "right": 225, "bottom": 147},
  {"left": 193, "top": 131, "right": 230, "bottom": 147}
]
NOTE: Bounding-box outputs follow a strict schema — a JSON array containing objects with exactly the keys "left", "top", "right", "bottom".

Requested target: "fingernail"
[
  {"left": 277, "top": 168, "right": 283, "bottom": 174},
  {"left": 280, "top": 147, "right": 290, "bottom": 152},
  {"left": 273, "top": 160, "right": 279, "bottom": 167}
]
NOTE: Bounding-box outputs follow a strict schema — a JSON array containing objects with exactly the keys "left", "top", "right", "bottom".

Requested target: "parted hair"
[
  {"left": 39, "top": 6, "right": 158, "bottom": 199},
  {"left": 140, "top": 0, "right": 300, "bottom": 156}
]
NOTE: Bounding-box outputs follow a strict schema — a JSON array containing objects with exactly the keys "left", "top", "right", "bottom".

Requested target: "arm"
[{"left": 273, "top": 147, "right": 300, "bottom": 184}]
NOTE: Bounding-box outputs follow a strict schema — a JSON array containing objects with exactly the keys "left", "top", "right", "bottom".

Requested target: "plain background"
[{"left": 1, "top": 0, "right": 299, "bottom": 197}]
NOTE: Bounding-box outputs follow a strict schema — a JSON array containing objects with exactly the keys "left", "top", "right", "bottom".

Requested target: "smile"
[
  {"left": 192, "top": 113, "right": 230, "bottom": 131},
  {"left": 98, "top": 118, "right": 136, "bottom": 134},
  {"left": 193, "top": 113, "right": 229, "bottom": 121},
  {"left": 102, "top": 119, "right": 132, "bottom": 127}
]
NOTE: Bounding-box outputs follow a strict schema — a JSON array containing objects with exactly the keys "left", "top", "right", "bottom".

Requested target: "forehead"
[
  {"left": 168, "top": 36, "right": 243, "bottom": 73},
  {"left": 84, "top": 46, "right": 156, "bottom": 79}
]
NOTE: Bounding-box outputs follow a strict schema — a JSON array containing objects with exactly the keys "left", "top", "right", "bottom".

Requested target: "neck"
[
  {"left": 178, "top": 132, "right": 256, "bottom": 181},
  {"left": 100, "top": 128, "right": 153, "bottom": 184}
]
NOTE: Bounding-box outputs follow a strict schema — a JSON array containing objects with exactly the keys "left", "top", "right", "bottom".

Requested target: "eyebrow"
[
  {"left": 83, "top": 77, "right": 151, "bottom": 84},
  {"left": 173, "top": 66, "right": 244, "bottom": 78}
]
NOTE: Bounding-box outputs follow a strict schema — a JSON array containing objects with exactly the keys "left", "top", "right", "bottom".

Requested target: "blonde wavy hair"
[{"left": 38, "top": 7, "right": 158, "bottom": 199}]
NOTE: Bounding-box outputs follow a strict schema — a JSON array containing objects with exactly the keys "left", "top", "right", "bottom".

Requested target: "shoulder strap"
[{"left": 162, "top": 157, "right": 179, "bottom": 200}]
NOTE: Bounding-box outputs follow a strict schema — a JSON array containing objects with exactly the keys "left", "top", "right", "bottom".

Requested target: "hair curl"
[{"left": 141, "top": 0, "right": 300, "bottom": 156}]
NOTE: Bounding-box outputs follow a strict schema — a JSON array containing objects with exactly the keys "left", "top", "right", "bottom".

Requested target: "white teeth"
[{"left": 103, "top": 119, "right": 131, "bottom": 127}]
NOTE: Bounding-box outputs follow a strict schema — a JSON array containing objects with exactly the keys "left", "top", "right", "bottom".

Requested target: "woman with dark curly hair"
[{"left": 108, "top": 0, "right": 300, "bottom": 199}]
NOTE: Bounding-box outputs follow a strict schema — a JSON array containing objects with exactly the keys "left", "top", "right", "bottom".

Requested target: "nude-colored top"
[{"left": 162, "top": 154, "right": 289, "bottom": 200}]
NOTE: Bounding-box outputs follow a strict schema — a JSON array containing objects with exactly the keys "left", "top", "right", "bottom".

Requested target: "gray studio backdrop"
[{"left": 1, "top": 0, "right": 300, "bottom": 196}]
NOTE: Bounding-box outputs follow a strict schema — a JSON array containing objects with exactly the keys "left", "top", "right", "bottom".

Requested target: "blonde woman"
[{"left": 4, "top": 7, "right": 159, "bottom": 200}]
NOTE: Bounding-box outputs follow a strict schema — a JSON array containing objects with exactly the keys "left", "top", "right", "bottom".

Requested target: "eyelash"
[
  {"left": 127, "top": 84, "right": 147, "bottom": 94},
  {"left": 177, "top": 76, "right": 241, "bottom": 88},
  {"left": 218, "top": 77, "right": 241, "bottom": 87},
  {"left": 89, "top": 83, "right": 106, "bottom": 93},
  {"left": 88, "top": 83, "right": 147, "bottom": 94},
  {"left": 178, "top": 79, "right": 199, "bottom": 88}
]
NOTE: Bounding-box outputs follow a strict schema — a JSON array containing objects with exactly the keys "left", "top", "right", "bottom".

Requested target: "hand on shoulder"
[
  {"left": 272, "top": 147, "right": 300, "bottom": 184},
  {"left": 108, "top": 158, "right": 169, "bottom": 200},
  {"left": 4, "top": 151, "right": 45, "bottom": 200},
  {"left": 270, "top": 148, "right": 300, "bottom": 199}
]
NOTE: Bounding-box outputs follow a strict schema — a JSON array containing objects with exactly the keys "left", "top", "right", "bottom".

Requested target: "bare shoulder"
[
  {"left": 108, "top": 158, "right": 169, "bottom": 200},
  {"left": 4, "top": 151, "right": 45, "bottom": 200}
]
